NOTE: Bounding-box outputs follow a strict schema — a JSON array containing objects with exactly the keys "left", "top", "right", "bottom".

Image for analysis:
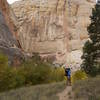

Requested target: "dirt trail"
[{"left": 58, "top": 86, "right": 74, "bottom": 100}]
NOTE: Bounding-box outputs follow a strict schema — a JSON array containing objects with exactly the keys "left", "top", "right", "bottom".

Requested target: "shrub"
[
  {"left": 72, "top": 70, "right": 88, "bottom": 84},
  {"left": 19, "top": 62, "right": 52, "bottom": 85},
  {"left": 0, "top": 67, "right": 16, "bottom": 92},
  {"left": 0, "top": 67, "right": 25, "bottom": 92},
  {"left": 50, "top": 67, "right": 65, "bottom": 82},
  {"left": 13, "top": 69, "right": 25, "bottom": 88},
  {"left": 0, "top": 53, "right": 65, "bottom": 92},
  {"left": 19, "top": 62, "right": 65, "bottom": 85},
  {"left": 0, "top": 53, "right": 8, "bottom": 67}
]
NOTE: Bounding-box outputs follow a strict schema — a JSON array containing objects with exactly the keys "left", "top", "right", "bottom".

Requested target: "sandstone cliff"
[
  {"left": 0, "top": 0, "right": 23, "bottom": 64},
  {"left": 12, "top": 0, "right": 68, "bottom": 64},
  {"left": 12, "top": 0, "right": 95, "bottom": 67},
  {"left": 66, "top": 0, "right": 95, "bottom": 69}
]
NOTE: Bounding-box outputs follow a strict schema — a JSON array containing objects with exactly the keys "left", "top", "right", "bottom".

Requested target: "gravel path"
[{"left": 58, "top": 86, "right": 74, "bottom": 100}]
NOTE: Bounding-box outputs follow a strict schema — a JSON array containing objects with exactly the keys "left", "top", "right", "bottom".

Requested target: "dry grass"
[
  {"left": 73, "top": 76, "right": 100, "bottom": 100},
  {"left": 0, "top": 81, "right": 66, "bottom": 100}
]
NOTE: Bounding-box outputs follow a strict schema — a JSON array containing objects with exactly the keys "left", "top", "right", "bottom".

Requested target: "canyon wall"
[
  {"left": 12, "top": 0, "right": 95, "bottom": 67},
  {"left": 66, "top": 0, "right": 95, "bottom": 69},
  {"left": 12, "top": 0, "right": 68, "bottom": 64},
  {"left": 0, "top": 0, "right": 23, "bottom": 64}
]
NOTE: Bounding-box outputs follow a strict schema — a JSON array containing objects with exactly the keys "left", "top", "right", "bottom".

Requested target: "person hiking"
[{"left": 65, "top": 67, "right": 71, "bottom": 86}]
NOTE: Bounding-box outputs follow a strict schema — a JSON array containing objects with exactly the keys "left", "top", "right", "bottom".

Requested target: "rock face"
[
  {"left": 12, "top": 0, "right": 69, "bottom": 64},
  {"left": 67, "top": 0, "right": 95, "bottom": 50},
  {"left": 65, "top": 0, "right": 95, "bottom": 67},
  {"left": 12, "top": 0, "right": 95, "bottom": 67},
  {"left": 0, "top": 0, "right": 23, "bottom": 64}
]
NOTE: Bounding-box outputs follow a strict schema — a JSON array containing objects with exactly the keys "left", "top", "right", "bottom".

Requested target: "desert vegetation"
[
  {"left": 71, "top": 70, "right": 88, "bottom": 84},
  {"left": 0, "top": 82, "right": 66, "bottom": 100},
  {"left": 73, "top": 76, "right": 100, "bottom": 100},
  {"left": 0, "top": 53, "right": 65, "bottom": 93}
]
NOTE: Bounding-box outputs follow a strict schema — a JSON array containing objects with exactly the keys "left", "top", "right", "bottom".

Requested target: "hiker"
[{"left": 65, "top": 67, "right": 71, "bottom": 86}]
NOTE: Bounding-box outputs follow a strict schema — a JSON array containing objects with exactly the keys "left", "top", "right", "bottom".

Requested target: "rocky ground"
[{"left": 58, "top": 86, "right": 74, "bottom": 100}]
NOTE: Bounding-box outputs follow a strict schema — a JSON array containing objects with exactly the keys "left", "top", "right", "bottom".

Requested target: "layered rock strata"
[
  {"left": 12, "top": 0, "right": 68, "bottom": 64},
  {"left": 12, "top": 0, "right": 95, "bottom": 66},
  {"left": 66, "top": 0, "right": 95, "bottom": 68},
  {"left": 0, "top": 0, "right": 23, "bottom": 65}
]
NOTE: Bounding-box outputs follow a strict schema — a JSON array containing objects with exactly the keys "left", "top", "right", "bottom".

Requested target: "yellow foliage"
[
  {"left": 49, "top": 67, "right": 65, "bottom": 82},
  {"left": 72, "top": 70, "right": 88, "bottom": 84}
]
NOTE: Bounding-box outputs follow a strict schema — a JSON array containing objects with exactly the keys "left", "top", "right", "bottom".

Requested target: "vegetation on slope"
[
  {"left": 73, "top": 76, "right": 100, "bottom": 100},
  {"left": 0, "top": 82, "right": 66, "bottom": 100},
  {"left": 0, "top": 53, "right": 65, "bottom": 93},
  {"left": 71, "top": 70, "right": 88, "bottom": 84}
]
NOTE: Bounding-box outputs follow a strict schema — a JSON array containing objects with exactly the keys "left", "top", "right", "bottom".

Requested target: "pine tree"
[{"left": 81, "top": 4, "right": 100, "bottom": 76}]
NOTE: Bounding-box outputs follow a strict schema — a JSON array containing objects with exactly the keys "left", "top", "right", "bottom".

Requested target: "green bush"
[
  {"left": 0, "top": 53, "right": 65, "bottom": 92},
  {"left": 0, "top": 67, "right": 14, "bottom": 92},
  {"left": 72, "top": 70, "right": 88, "bottom": 84},
  {"left": 0, "top": 53, "right": 8, "bottom": 67},
  {"left": 18, "top": 62, "right": 52, "bottom": 85},
  {"left": 0, "top": 67, "right": 25, "bottom": 92}
]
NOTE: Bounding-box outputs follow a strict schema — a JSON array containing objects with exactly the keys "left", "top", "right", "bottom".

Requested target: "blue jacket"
[
  {"left": 67, "top": 70, "right": 71, "bottom": 76},
  {"left": 65, "top": 68, "right": 71, "bottom": 76}
]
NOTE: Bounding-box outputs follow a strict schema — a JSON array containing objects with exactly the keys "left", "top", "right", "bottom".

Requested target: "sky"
[
  {"left": 7, "top": 0, "right": 20, "bottom": 4},
  {"left": 7, "top": 0, "right": 97, "bottom": 4}
]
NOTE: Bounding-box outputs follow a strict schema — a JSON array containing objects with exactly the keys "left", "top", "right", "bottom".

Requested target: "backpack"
[{"left": 65, "top": 68, "right": 71, "bottom": 76}]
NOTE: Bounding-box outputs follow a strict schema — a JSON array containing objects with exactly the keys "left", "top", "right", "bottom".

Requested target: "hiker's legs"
[
  {"left": 67, "top": 76, "right": 71, "bottom": 86},
  {"left": 69, "top": 77, "right": 71, "bottom": 86}
]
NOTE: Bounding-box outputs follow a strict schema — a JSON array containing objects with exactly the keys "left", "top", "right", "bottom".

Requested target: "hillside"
[
  {"left": 0, "top": 82, "right": 66, "bottom": 100},
  {"left": 1, "top": 76, "right": 100, "bottom": 100},
  {"left": 73, "top": 76, "right": 100, "bottom": 100}
]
